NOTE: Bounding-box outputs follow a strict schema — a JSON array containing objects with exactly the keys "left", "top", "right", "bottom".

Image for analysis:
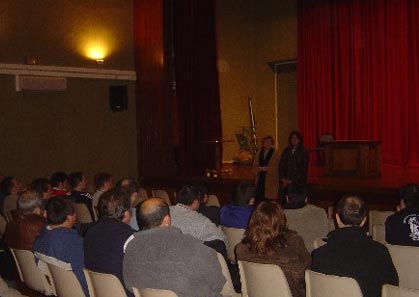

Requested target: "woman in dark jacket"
[{"left": 235, "top": 201, "right": 311, "bottom": 297}]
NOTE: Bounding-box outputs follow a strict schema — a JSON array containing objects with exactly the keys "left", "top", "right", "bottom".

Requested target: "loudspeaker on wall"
[{"left": 109, "top": 85, "right": 128, "bottom": 112}]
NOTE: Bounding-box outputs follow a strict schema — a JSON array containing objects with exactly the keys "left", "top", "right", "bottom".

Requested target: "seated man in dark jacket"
[
  {"left": 5, "top": 191, "right": 45, "bottom": 250},
  {"left": 123, "top": 198, "right": 225, "bottom": 297},
  {"left": 385, "top": 184, "right": 419, "bottom": 246},
  {"left": 84, "top": 187, "right": 134, "bottom": 296},
  {"left": 312, "top": 195, "right": 398, "bottom": 297}
]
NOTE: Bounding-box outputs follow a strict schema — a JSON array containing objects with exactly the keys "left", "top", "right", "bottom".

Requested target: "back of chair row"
[
  {"left": 305, "top": 270, "right": 362, "bottom": 297},
  {"left": 386, "top": 244, "right": 419, "bottom": 290},
  {"left": 382, "top": 284, "right": 419, "bottom": 297}
]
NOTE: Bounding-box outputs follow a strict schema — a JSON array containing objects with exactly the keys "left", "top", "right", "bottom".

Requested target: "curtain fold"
[
  {"left": 298, "top": 0, "right": 419, "bottom": 167},
  {"left": 173, "top": 0, "right": 222, "bottom": 175}
]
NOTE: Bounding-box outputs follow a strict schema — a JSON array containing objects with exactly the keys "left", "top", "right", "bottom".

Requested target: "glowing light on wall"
[{"left": 75, "top": 26, "right": 116, "bottom": 63}]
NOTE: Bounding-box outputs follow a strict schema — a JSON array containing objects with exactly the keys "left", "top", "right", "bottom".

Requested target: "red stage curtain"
[
  {"left": 173, "top": 0, "right": 223, "bottom": 175},
  {"left": 298, "top": 0, "right": 419, "bottom": 166}
]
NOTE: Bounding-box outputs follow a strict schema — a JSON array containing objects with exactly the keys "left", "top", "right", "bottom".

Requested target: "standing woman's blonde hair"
[{"left": 242, "top": 201, "right": 288, "bottom": 255}]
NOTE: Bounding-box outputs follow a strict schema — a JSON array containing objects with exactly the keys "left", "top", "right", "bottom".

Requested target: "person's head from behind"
[
  {"left": 69, "top": 172, "right": 86, "bottom": 191},
  {"left": 336, "top": 195, "right": 367, "bottom": 228},
  {"left": 177, "top": 185, "right": 200, "bottom": 210},
  {"left": 50, "top": 172, "right": 69, "bottom": 190},
  {"left": 243, "top": 201, "right": 288, "bottom": 254},
  {"left": 30, "top": 178, "right": 52, "bottom": 200},
  {"left": 18, "top": 191, "right": 43, "bottom": 216},
  {"left": 137, "top": 198, "right": 170, "bottom": 230},
  {"left": 288, "top": 130, "right": 303, "bottom": 148},
  {"left": 0, "top": 176, "right": 20, "bottom": 196},
  {"left": 399, "top": 184, "right": 419, "bottom": 210},
  {"left": 262, "top": 135, "right": 274, "bottom": 150},
  {"left": 116, "top": 178, "right": 139, "bottom": 208},
  {"left": 283, "top": 183, "right": 309, "bottom": 209},
  {"left": 98, "top": 187, "right": 131, "bottom": 224},
  {"left": 193, "top": 183, "right": 209, "bottom": 204},
  {"left": 94, "top": 172, "right": 113, "bottom": 191},
  {"left": 234, "top": 182, "right": 256, "bottom": 206},
  {"left": 45, "top": 196, "right": 76, "bottom": 228}
]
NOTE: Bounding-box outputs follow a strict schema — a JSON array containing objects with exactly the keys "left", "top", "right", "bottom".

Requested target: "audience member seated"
[
  {"left": 312, "top": 195, "right": 398, "bottom": 297},
  {"left": 282, "top": 183, "right": 329, "bottom": 252},
  {"left": 50, "top": 171, "right": 70, "bottom": 196},
  {"left": 170, "top": 185, "right": 227, "bottom": 255},
  {"left": 195, "top": 183, "right": 220, "bottom": 226},
  {"left": 123, "top": 198, "right": 225, "bottom": 297},
  {"left": 386, "top": 184, "right": 419, "bottom": 246},
  {"left": 1, "top": 176, "right": 22, "bottom": 215},
  {"left": 84, "top": 187, "right": 134, "bottom": 296},
  {"left": 220, "top": 182, "right": 255, "bottom": 229},
  {"left": 117, "top": 178, "right": 140, "bottom": 231},
  {"left": 33, "top": 196, "right": 89, "bottom": 296},
  {"left": 92, "top": 172, "right": 113, "bottom": 210},
  {"left": 30, "top": 178, "right": 52, "bottom": 200},
  {"left": 69, "top": 172, "right": 94, "bottom": 220},
  {"left": 236, "top": 201, "right": 311, "bottom": 297},
  {"left": 4, "top": 191, "right": 45, "bottom": 250}
]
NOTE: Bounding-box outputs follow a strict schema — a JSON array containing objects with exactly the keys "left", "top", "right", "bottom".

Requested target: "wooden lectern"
[{"left": 324, "top": 140, "right": 381, "bottom": 178}]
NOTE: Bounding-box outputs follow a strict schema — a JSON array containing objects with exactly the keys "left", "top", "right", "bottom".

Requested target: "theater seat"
[
  {"left": 372, "top": 224, "right": 386, "bottom": 244},
  {"left": 386, "top": 244, "right": 419, "bottom": 289},
  {"left": 84, "top": 268, "right": 127, "bottom": 297},
  {"left": 207, "top": 195, "right": 220, "bottom": 207},
  {"left": 132, "top": 287, "right": 178, "bottom": 297},
  {"left": 382, "top": 284, "right": 419, "bottom": 297},
  {"left": 369, "top": 210, "right": 394, "bottom": 237},
  {"left": 313, "top": 238, "right": 326, "bottom": 250},
  {"left": 10, "top": 248, "right": 56, "bottom": 296},
  {"left": 238, "top": 260, "right": 292, "bottom": 297},
  {"left": 305, "top": 270, "right": 362, "bottom": 297},
  {"left": 35, "top": 252, "right": 85, "bottom": 297},
  {"left": 75, "top": 203, "right": 93, "bottom": 223},
  {"left": 216, "top": 252, "right": 240, "bottom": 297},
  {"left": 221, "top": 226, "right": 245, "bottom": 263}
]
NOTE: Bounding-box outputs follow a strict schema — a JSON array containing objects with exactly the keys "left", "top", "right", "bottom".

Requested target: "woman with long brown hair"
[{"left": 235, "top": 201, "right": 311, "bottom": 297}]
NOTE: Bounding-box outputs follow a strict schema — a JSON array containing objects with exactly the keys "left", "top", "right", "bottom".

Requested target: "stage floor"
[{"left": 144, "top": 164, "right": 419, "bottom": 211}]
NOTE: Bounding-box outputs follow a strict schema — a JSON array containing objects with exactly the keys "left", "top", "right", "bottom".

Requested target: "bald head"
[{"left": 137, "top": 198, "right": 170, "bottom": 230}]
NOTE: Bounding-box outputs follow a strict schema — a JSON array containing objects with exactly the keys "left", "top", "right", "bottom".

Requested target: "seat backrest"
[
  {"left": 75, "top": 203, "right": 93, "bottom": 223},
  {"left": 369, "top": 210, "right": 394, "bottom": 235},
  {"left": 221, "top": 226, "right": 246, "bottom": 263},
  {"left": 35, "top": 252, "right": 86, "bottom": 297},
  {"left": 238, "top": 260, "right": 292, "bottom": 297},
  {"left": 10, "top": 249, "right": 56, "bottom": 295},
  {"left": 132, "top": 287, "right": 179, "bottom": 297},
  {"left": 216, "top": 252, "right": 237, "bottom": 297},
  {"left": 151, "top": 190, "right": 171, "bottom": 205},
  {"left": 3, "top": 194, "right": 18, "bottom": 214},
  {"left": 386, "top": 244, "right": 419, "bottom": 289},
  {"left": 382, "top": 284, "right": 419, "bottom": 297},
  {"left": 207, "top": 195, "right": 220, "bottom": 207},
  {"left": 305, "top": 270, "right": 363, "bottom": 297},
  {"left": 313, "top": 238, "right": 326, "bottom": 250},
  {"left": 84, "top": 268, "right": 127, "bottom": 297},
  {"left": 138, "top": 188, "right": 149, "bottom": 203},
  {"left": 372, "top": 224, "right": 386, "bottom": 244}
]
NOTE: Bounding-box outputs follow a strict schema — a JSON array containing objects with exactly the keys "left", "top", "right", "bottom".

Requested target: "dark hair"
[
  {"left": 68, "top": 172, "right": 83, "bottom": 189},
  {"left": 242, "top": 201, "right": 288, "bottom": 255},
  {"left": 288, "top": 130, "right": 304, "bottom": 148},
  {"left": 98, "top": 188, "right": 131, "bottom": 220},
  {"left": 177, "top": 185, "right": 200, "bottom": 206},
  {"left": 234, "top": 182, "right": 256, "bottom": 205},
  {"left": 0, "top": 176, "right": 14, "bottom": 196},
  {"left": 193, "top": 183, "right": 209, "bottom": 202},
  {"left": 50, "top": 172, "right": 69, "bottom": 188},
  {"left": 30, "top": 178, "right": 51, "bottom": 197},
  {"left": 283, "top": 183, "right": 308, "bottom": 209},
  {"left": 336, "top": 195, "right": 366, "bottom": 226},
  {"left": 137, "top": 198, "right": 170, "bottom": 230},
  {"left": 45, "top": 196, "right": 75, "bottom": 225},
  {"left": 262, "top": 135, "right": 274, "bottom": 146},
  {"left": 399, "top": 184, "right": 419, "bottom": 210},
  {"left": 94, "top": 173, "right": 112, "bottom": 190}
]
